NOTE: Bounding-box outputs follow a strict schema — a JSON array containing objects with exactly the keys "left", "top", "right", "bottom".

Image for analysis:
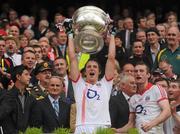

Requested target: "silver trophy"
[{"left": 72, "top": 6, "right": 110, "bottom": 54}]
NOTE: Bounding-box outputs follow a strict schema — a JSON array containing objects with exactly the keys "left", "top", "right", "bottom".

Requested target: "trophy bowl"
[{"left": 72, "top": 6, "right": 109, "bottom": 54}]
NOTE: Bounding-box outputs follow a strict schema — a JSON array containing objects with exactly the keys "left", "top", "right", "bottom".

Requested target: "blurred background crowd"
[{"left": 0, "top": 0, "right": 180, "bottom": 133}]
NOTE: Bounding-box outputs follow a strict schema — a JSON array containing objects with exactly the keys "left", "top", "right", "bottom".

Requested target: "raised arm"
[
  {"left": 64, "top": 20, "right": 80, "bottom": 81},
  {"left": 68, "top": 34, "right": 80, "bottom": 81},
  {"left": 105, "top": 32, "right": 116, "bottom": 80}
]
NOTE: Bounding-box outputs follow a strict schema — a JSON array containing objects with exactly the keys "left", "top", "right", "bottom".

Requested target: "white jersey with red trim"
[
  {"left": 72, "top": 75, "right": 113, "bottom": 128},
  {"left": 129, "top": 83, "right": 168, "bottom": 134}
]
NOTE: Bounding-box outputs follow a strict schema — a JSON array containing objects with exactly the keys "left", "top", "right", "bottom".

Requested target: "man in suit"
[
  {"left": 53, "top": 57, "right": 75, "bottom": 104},
  {"left": 109, "top": 74, "right": 137, "bottom": 128},
  {"left": 0, "top": 65, "right": 37, "bottom": 134},
  {"left": 54, "top": 31, "right": 68, "bottom": 58},
  {"left": 34, "top": 74, "right": 71, "bottom": 133},
  {"left": 118, "top": 17, "right": 137, "bottom": 56}
]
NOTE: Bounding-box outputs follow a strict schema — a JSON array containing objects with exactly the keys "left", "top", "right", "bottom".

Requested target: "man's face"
[
  {"left": 124, "top": 18, "right": 133, "bottom": 30},
  {"left": 147, "top": 32, "right": 159, "bottom": 45},
  {"left": 0, "top": 40, "right": 6, "bottom": 56},
  {"left": 36, "top": 70, "right": 52, "bottom": 84},
  {"left": 123, "top": 64, "right": 134, "bottom": 76},
  {"left": 123, "top": 76, "right": 137, "bottom": 96},
  {"left": 156, "top": 25, "right": 166, "bottom": 39},
  {"left": 134, "top": 65, "right": 150, "bottom": 85},
  {"left": 159, "top": 62, "right": 172, "bottom": 76},
  {"left": 139, "top": 18, "right": 147, "bottom": 29},
  {"left": 57, "top": 32, "right": 67, "bottom": 45},
  {"left": 48, "top": 77, "right": 64, "bottom": 97},
  {"left": 166, "top": 27, "right": 179, "bottom": 47},
  {"left": 5, "top": 39, "right": 17, "bottom": 54},
  {"left": 39, "top": 41, "right": 50, "bottom": 56},
  {"left": 167, "top": 15, "right": 177, "bottom": 24},
  {"left": 9, "top": 26, "right": 20, "bottom": 37},
  {"left": 18, "top": 69, "right": 31, "bottom": 86},
  {"left": 168, "top": 82, "right": 180, "bottom": 100},
  {"left": 54, "top": 58, "right": 68, "bottom": 76},
  {"left": 9, "top": 10, "right": 17, "bottom": 21},
  {"left": 85, "top": 61, "right": 100, "bottom": 84},
  {"left": 19, "top": 36, "right": 28, "bottom": 48},
  {"left": 22, "top": 52, "right": 36, "bottom": 69},
  {"left": 34, "top": 47, "right": 43, "bottom": 61},
  {"left": 136, "top": 31, "right": 146, "bottom": 44}
]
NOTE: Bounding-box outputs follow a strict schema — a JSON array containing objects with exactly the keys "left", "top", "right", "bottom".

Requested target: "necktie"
[{"left": 53, "top": 100, "right": 59, "bottom": 116}]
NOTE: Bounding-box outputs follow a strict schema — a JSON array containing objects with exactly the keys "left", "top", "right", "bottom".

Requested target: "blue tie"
[{"left": 53, "top": 100, "right": 59, "bottom": 116}]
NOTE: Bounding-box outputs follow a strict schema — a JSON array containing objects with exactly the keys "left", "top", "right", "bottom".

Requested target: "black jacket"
[
  {"left": 109, "top": 91, "right": 129, "bottom": 128},
  {"left": 0, "top": 86, "right": 37, "bottom": 134},
  {"left": 34, "top": 96, "right": 70, "bottom": 133}
]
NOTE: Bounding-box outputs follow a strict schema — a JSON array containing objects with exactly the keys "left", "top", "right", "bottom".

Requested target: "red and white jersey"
[
  {"left": 72, "top": 75, "right": 113, "bottom": 127},
  {"left": 129, "top": 83, "right": 168, "bottom": 134}
]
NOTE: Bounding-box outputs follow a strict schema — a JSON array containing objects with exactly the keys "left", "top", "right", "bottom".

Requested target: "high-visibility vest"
[{"left": 66, "top": 53, "right": 90, "bottom": 71}]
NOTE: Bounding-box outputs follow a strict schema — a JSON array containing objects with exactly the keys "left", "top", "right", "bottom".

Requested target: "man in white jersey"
[
  {"left": 114, "top": 62, "right": 171, "bottom": 134},
  {"left": 66, "top": 23, "right": 116, "bottom": 133}
]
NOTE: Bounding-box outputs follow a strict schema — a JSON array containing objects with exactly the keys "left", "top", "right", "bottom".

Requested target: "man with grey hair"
[
  {"left": 109, "top": 74, "right": 137, "bottom": 128},
  {"left": 36, "top": 20, "right": 50, "bottom": 39}
]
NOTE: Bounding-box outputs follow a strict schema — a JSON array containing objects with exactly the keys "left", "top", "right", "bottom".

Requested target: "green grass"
[
  {"left": 128, "top": 128, "right": 139, "bottom": 134},
  {"left": 20, "top": 127, "right": 43, "bottom": 134},
  {"left": 95, "top": 127, "right": 115, "bottom": 134},
  {"left": 53, "top": 128, "right": 71, "bottom": 134}
]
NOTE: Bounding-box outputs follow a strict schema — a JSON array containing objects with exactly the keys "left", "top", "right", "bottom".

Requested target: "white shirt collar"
[{"left": 122, "top": 92, "right": 130, "bottom": 101}]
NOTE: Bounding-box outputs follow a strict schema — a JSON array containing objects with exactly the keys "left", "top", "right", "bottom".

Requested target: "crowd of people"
[{"left": 0, "top": 3, "right": 180, "bottom": 134}]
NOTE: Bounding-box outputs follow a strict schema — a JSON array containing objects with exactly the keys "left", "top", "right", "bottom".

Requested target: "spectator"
[
  {"left": 128, "top": 40, "right": 151, "bottom": 69},
  {"left": 53, "top": 57, "right": 75, "bottom": 104},
  {"left": 145, "top": 27, "right": 166, "bottom": 70},
  {"left": 114, "top": 62, "right": 171, "bottom": 133},
  {"left": 109, "top": 74, "right": 136, "bottom": 128},
  {"left": 31, "top": 61, "right": 52, "bottom": 99},
  {"left": 122, "top": 62, "right": 135, "bottom": 76},
  {"left": 4, "top": 35, "right": 22, "bottom": 66},
  {"left": 156, "top": 26, "right": 180, "bottom": 75},
  {"left": 0, "top": 65, "right": 37, "bottom": 133},
  {"left": 159, "top": 60, "right": 178, "bottom": 80},
  {"left": 0, "top": 37, "right": 13, "bottom": 89},
  {"left": 33, "top": 75, "right": 70, "bottom": 133}
]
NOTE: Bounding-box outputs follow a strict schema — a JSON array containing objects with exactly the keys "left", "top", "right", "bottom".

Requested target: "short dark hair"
[
  {"left": 22, "top": 50, "right": 35, "bottom": 60},
  {"left": 11, "top": 65, "right": 28, "bottom": 82},
  {"left": 135, "top": 61, "right": 150, "bottom": 73},
  {"left": 85, "top": 58, "right": 102, "bottom": 73},
  {"left": 169, "top": 78, "right": 180, "bottom": 87},
  {"left": 154, "top": 77, "right": 170, "bottom": 87}
]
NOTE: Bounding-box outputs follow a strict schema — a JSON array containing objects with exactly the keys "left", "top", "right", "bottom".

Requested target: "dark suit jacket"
[
  {"left": 109, "top": 91, "right": 129, "bottom": 128},
  {"left": 118, "top": 29, "right": 137, "bottom": 56},
  {"left": 34, "top": 96, "right": 70, "bottom": 133},
  {"left": 0, "top": 86, "right": 37, "bottom": 134}
]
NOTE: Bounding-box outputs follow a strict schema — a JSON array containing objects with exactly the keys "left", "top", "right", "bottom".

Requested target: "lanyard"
[{"left": 1, "top": 59, "right": 4, "bottom": 71}]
